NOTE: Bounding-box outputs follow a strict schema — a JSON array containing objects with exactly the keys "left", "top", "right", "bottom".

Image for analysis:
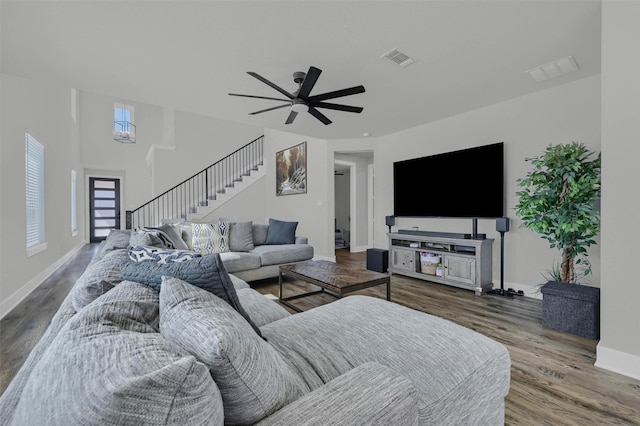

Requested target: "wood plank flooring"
[{"left": 1, "top": 244, "right": 639, "bottom": 425}]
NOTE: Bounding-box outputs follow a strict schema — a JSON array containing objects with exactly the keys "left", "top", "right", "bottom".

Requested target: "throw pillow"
[
  {"left": 120, "top": 253, "right": 263, "bottom": 338},
  {"left": 69, "top": 249, "right": 129, "bottom": 311},
  {"left": 11, "top": 281, "right": 224, "bottom": 426},
  {"left": 127, "top": 245, "right": 201, "bottom": 264},
  {"left": 265, "top": 218, "right": 298, "bottom": 245},
  {"left": 191, "top": 222, "right": 230, "bottom": 254},
  {"left": 159, "top": 277, "right": 308, "bottom": 425},
  {"left": 102, "top": 229, "right": 132, "bottom": 252},
  {"left": 229, "top": 221, "right": 254, "bottom": 252},
  {"left": 153, "top": 223, "right": 189, "bottom": 250},
  {"left": 129, "top": 229, "right": 167, "bottom": 248}
]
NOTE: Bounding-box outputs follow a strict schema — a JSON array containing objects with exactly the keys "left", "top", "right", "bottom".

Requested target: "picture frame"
[{"left": 276, "top": 141, "right": 307, "bottom": 196}]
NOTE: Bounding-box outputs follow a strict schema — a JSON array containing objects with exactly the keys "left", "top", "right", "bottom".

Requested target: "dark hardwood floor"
[{"left": 1, "top": 244, "right": 639, "bottom": 425}]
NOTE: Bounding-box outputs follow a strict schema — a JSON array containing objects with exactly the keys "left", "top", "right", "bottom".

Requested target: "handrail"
[{"left": 126, "top": 135, "right": 264, "bottom": 229}]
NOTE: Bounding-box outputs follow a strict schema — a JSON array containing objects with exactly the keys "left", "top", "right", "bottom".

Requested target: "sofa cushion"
[
  {"left": 265, "top": 218, "right": 298, "bottom": 245},
  {"left": 236, "top": 288, "right": 291, "bottom": 328},
  {"left": 252, "top": 223, "right": 268, "bottom": 245},
  {"left": 251, "top": 244, "right": 314, "bottom": 266},
  {"left": 229, "top": 221, "right": 254, "bottom": 252},
  {"left": 120, "top": 253, "right": 263, "bottom": 338},
  {"left": 228, "top": 273, "right": 251, "bottom": 290},
  {"left": 191, "top": 222, "right": 230, "bottom": 254},
  {"left": 69, "top": 248, "right": 129, "bottom": 311},
  {"left": 159, "top": 277, "right": 308, "bottom": 425},
  {"left": 262, "top": 295, "right": 511, "bottom": 423},
  {"left": 127, "top": 245, "right": 201, "bottom": 264},
  {"left": 11, "top": 281, "right": 224, "bottom": 426},
  {"left": 218, "top": 251, "right": 262, "bottom": 273}
]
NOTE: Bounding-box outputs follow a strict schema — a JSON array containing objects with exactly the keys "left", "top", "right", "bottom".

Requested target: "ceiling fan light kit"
[{"left": 229, "top": 66, "right": 365, "bottom": 125}]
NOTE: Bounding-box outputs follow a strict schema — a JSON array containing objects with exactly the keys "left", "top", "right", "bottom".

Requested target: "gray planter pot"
[{"left": 540, "top": 281, "right": 600, "bottom": 340}]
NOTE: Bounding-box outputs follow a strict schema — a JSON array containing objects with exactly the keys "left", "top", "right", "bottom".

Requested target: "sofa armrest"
[
  {"left": 256, "top": 362, "right": 419, "bottom": 426},
  {"left": 295, "top": 236, "right": 308, "bottom": 244}
]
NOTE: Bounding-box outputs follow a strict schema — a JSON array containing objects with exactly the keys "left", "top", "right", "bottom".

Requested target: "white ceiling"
[{"left": 1, "top": 0, "right": 602, "bottom": 140}]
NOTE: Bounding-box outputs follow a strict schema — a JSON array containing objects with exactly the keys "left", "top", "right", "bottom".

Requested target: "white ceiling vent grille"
[
  {"left": 526, "top": 56, "right": 580, "bottom": 83},
  {"left": 382, "top": 48, "right": 416, "bottom": 68}
]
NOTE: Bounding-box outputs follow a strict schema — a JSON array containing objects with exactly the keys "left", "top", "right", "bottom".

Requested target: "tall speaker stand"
[{"left": 487, "top": 230, "right": 523, "bottom": 297}]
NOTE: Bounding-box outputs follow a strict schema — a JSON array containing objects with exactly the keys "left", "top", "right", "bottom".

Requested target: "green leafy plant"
[{"left": 515, "top": 142, "right": 601, "bottom": 283}]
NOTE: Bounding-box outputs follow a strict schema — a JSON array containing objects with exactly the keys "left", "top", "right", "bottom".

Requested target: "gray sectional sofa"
[
  {"left": 0, "top": 230, "right": 511, "bottom": 425},
  {"left": 179, "top": 219, "right": 314, "bottom": 282}
]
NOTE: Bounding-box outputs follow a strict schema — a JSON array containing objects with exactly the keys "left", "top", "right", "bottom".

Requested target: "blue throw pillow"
[
  {"left": 265, "top": 218, "right": 298, "bottom": 245},
  {"left": 120, "top": 254, "right": 263, "bottom": 339}
]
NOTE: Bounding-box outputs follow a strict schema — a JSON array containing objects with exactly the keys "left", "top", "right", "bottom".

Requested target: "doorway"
[{"left": 89, "top": 177, "right": 121, "bottom": 242}]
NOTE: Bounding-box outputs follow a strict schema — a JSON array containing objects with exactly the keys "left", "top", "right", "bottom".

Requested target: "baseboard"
[
  {"left": 0, "top": 242, "right": 85, "bottom": 320},
  {"left": 595, "top": 344, "right": 640, "bottom": 381},
  {"left": 313, "top": 254, "right": 336, "bottom": 263}
]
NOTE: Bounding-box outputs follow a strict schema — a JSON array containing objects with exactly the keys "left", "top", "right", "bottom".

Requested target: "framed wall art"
[{"left": 276, "top": 141, "right": 307, "bottom": 196}]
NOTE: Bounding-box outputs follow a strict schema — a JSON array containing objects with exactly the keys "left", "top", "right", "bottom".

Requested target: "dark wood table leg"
[{"left": 386, "top": 279, "right": 391, "bottom": 301}]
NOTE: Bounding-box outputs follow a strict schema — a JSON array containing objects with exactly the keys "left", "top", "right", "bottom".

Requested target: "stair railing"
[{"left": 126, "top": 135, "right": 264, "bottom": 229}]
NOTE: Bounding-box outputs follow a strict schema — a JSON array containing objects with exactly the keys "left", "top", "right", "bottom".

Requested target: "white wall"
[
  {"left": 0, "top": 75, "right": 85, "bottom": 318},
  {"left": 153, "top": 110, "right": 263, "bottom": 196},
  {"left": 80, "top": 91, "right": 163, "bottom": 210},
  {"left": 375, "top": 75, "right": 601, "bottom": 297},
  {"left": 596, "top": 0, "right": 640, "bottom": 380},
  {"left": 263, "top": 129, "right": 333, "bottom": 260}
]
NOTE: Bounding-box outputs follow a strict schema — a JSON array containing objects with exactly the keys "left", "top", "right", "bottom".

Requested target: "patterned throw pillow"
[
  {"left": 128, "top": 246, "right": 202, "bottom": 264},
  {"left": 191, "top": 222, "right": 230, "bottom": 254}
]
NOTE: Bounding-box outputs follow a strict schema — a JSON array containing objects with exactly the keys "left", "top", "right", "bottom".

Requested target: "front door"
[{"left": 89, "top": 177, "right": 121, "bottom": 243}]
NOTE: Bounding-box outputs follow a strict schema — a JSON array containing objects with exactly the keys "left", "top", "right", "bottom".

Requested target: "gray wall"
[
  {"left": 597, "top": 0, "right": 640, "bottom": 379},
  {"left": 0, "top": 75, "right": 85, "bottom": 317}
]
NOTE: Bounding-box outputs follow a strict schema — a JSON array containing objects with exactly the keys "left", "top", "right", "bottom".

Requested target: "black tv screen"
[{"left": 393, "top": 142, "right": 504, "bottom": 218}]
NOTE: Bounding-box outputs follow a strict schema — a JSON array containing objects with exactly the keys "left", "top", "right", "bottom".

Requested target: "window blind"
[{"left": 26, "top": 133, "right": 45, "bottom": 248}]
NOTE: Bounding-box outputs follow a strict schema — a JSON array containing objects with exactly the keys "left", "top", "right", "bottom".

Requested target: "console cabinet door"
[
  {"left": 391, "top": 247, "right": 414, "bottom": 272},
  {"left": 443, "top": 254, "right": 476, "bottom": 286}
]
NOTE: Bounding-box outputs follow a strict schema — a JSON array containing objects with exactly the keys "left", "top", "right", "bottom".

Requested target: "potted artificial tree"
[{"left": 515, "top": 142, "right": 601, "bottom": 339}]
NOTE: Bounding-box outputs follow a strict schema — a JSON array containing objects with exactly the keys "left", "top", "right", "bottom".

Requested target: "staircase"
[{"left": 126, "top": 136, "right": 264, "bottom": 229}]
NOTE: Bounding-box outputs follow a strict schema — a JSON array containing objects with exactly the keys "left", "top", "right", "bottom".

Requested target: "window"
[
  {"left": 71, "top": 169, "right": 77, "bottom": 236},
  {"left": 113, "top": 103, "right": 136, "bottom": 143},
  {"left": 25, "top": 133, "right": 46, "bottom": 255}
]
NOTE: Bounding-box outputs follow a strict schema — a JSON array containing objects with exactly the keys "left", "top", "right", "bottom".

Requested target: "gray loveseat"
[{"left": 0, "top": 237, "right": 511, "bottom": 425}]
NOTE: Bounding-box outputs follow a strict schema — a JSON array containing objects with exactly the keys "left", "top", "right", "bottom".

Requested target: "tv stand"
[{"left": 388, "top": 232, "right": 494, "bottom": 295}]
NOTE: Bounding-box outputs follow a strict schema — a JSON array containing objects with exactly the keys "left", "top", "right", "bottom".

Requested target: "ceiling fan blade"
[
  {"left": 312, "top": 102, "right": 363, "bottom": 113},
  {"left": 249, "top": 103, "right": 291, "bottom": 115},
  {"left": 247, "top": 72, "right": 295, "bottom": 99},
  {"left": 308, "top": 106, "right": 332, "bottom": 125},
  {"left": 297, "top": 66, "right": 322, "bottom": 100},
  {"left": 229, "top": 93, "right": 291, "bottom": 102},
  {"left": 308, "top": 85, "right": 366, "bottom": 102},
  {"left": 285, "top": 110, "right": 298, "bottom": 125}
]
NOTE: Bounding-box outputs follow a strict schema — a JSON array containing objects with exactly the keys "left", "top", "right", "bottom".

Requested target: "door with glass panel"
[{"left": 89, "top": 178, "right": 121, "bottom": 243}]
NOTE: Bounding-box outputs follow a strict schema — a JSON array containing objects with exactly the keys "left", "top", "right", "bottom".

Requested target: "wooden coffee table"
[{"left": 278, "top": 260, "right": 391, "bottom": 312}]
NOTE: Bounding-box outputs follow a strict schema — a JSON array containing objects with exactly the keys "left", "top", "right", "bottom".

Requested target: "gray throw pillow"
[
  {"left": 102, "top": 229, "right": 132, "bottom": 252},
  {"left": 252, "top": 223, "right": 268, "bottom": 246},
  {"left": 120, "top": 253, "right": 263, "bottom": 338},
  {"left": 69, "top": 249, "right": 129, "bottom": 311},
  {"left": 265, "top": 218, "right": 298, "bottom": 245},
  {"left": 159, "top": 277, "right": 308, "bottom": 425},
  {"left": 11, "top": 281, "right": 224, "bottom": 426},
  {"left": 229, "top": 221, "right": 254, "bottom": 252},
  {"left": 154, "top": 223, "right": 189, "bottom": 250},
  {"left": 129, "top": 229, "right": 166, "bottom": 248}
]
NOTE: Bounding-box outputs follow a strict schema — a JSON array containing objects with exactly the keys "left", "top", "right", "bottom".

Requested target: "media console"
[{"left": 388, "top": 232, "right": 494, "bottom": 295}]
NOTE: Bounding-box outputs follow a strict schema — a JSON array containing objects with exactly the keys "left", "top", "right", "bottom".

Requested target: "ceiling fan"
[{"left": 229, "top": 66, "right": 365, "bottom": 125}]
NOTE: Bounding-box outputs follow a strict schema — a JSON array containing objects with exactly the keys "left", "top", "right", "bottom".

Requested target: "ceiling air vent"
[
  {"left": 382, "top": 48, "right": 416, "bottom": 68},
  {"left": 526, "top": 56, "right": 580, "bottom": 83}
]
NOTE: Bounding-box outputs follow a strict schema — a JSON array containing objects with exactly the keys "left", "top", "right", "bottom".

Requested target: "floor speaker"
[
  {"left": 367, "top": 248, "right": 389, "bottom": 273},
  {"left": 496, "top": 217, "right": 510, "bottom": 233}
]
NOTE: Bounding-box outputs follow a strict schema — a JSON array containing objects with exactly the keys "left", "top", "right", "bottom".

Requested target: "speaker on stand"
[
  {"left": 385, "top": 215, "right": 395, "bottom": 234},
  {"left": 488, "top": 217, "right": 523, "bottom": 297}
]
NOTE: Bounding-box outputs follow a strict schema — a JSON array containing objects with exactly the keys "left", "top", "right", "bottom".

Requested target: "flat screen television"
[{"left": 393, "top": 142, "right": 504, "bottom": 218}]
